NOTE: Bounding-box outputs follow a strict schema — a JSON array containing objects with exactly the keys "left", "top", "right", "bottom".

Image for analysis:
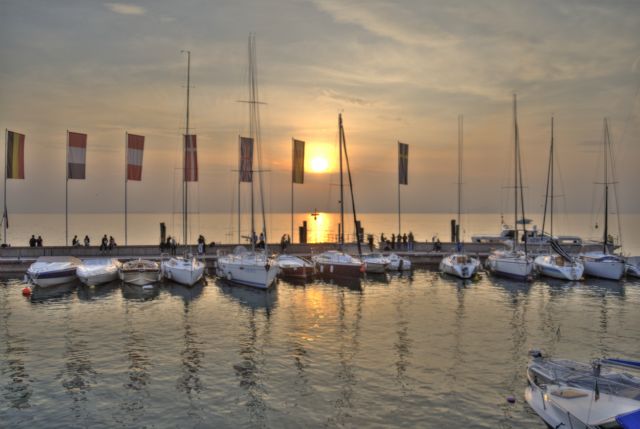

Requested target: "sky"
[{"left": 1, "top": 0, "right": 639, "bottom": 218}]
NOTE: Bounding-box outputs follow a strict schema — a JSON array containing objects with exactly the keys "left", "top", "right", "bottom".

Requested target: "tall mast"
[
  {"left": 65, "top": 130, "right": 69, "bottom": 246},
  {"left": 124, "top": 132, "right": 128, "bottom": 245},
  {"left": 541, "top": 116, "right": 554, "bottom": 238},
  {"left": 341, "top": 115, "right": 362, "bottom": 256},
  {"left": 339, "top": 114, "right": 345, "bottom": 248},
  {"left": 603, "top": 118, "right": 609, "bottom": 254},
  {"left": 181, "top": 50, "right": 191, "bottom": 245},
  {"left": 3, "top": 129, "right": 8, "bottom": 245},
  {"left": 457, "top": 115, "right": 463, "bottom": 245},
  {"left": 550, "top": 117, "right": 554, "bottom": 237},
  {"left": 513, "top": 95, "right": 518, "bottom": 251}
]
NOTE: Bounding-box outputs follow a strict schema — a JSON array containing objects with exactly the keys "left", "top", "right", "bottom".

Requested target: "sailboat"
[
  {"left": 579, "top": 119, "right": 625, "bottom": 281},
  {"left": 534, "top": 117, "right": 584, "bottom": 281},
  {"left": 216, "top": 34, "right": 279, "bottom": 290},
  {"left": 312, "top": 114, "right": 364, "bottom": 279},
  {"left": 439, "top": 115, "right": 480, "bottom": 279},
  {"left": 161, "top": 50, "right": 205, "bottom": 287},
  {"left": 485, "top": 95, "right": 534, "bottom": 280}
]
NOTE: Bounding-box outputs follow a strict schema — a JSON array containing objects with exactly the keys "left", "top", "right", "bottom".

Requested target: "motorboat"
[
  {"left": 627, "top": 256, "right": 640, "bottom": 278},
  {"left": 275, "top": 254, "right": 314, "bottom": 280},
  {"left": 534, "top": 240, "right": 584, "bottom": 281},
  {"left": 118, "top": 259, "right": 161, "bottom": 286},
  {"left": 161, "top": 255, "right": 205, "bottom": 286},
  {"left": 387, "top": 253, "right": 411, "bottom": 271},
  {"left": 361, "top": 253, "right": 389, "bottom": 273},
  {"left": 77, "top": 258, "right": 121, "bottom": 286},
  {"left": 216, "top": 246, "right": 279, "bottom": 290},
  {"left": 580, "top": 252, "right": 626, "bottom": 281},
  {"left": 312, "top": 250, "right": 364, "bottom": 279},
  {"left": 440, "top": 253, "right": 480, "bottom": 279},
  {"left": 26, "top": 256, "right": 81, "bottom": 287},
  {"left": 525, "top": 350, "right": 640, "bottom": 429}
]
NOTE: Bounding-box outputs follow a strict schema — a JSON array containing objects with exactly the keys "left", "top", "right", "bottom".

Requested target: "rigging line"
[{"left": 607, "top": 124, "right": 624, "bottom": 251}]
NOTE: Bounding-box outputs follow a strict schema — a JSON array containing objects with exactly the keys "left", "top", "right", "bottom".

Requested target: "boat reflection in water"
[
  {"left": 76, "top": 280, "right": 120, "bottom": 301},
  {"left": 29, "top": 282, "right": 77, "bottom": 303},
  {"left": 121, "top": 283, "right": 160, "bottom": 301},
  {"left": 216, "top": 279, "right": 278, "bottom": 312}
]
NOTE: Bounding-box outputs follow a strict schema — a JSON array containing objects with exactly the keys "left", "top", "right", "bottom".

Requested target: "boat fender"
[
  {"left": 506, "top": 396, "right": 516, "bottom": 404},
  {"left": 22, "top": 287, "right": 31, "bottom": 297},
  {"left": 359, "top": 264, "right": 365, "bottom": 273}
]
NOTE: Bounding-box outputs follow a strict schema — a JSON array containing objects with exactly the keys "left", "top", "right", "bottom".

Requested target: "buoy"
[
  {"left": 22, "top": 287, "right": 32, "bottom": 296},
  {"left": 506, "top": 395, "right": 516, "bottom": 404}
]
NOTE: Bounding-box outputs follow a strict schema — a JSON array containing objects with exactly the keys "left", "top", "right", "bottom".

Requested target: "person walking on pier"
[
  {"left": 84, "top": 235, "right": 90, "bottom": 247},
  {"left": 29, "top": 235, "right": 36, "bottom": 247}
]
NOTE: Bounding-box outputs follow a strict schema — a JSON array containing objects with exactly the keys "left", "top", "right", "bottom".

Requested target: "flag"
[
  {"left": 398, "top": 142, "right": 409, "bottom": 185},
  {"left": 184, "top": 134, "right": 198, "bottom": 182},
  {"left": 127, "top": 133, "right": 144, "bottom": 181},
  {"left": 6, "top": 131, "right": 25, "bottom": 179},
  {"left": 239, "top": 136, "right": 253, "bottom": 182},
  {"left": 292, "top": 139, "right": 305, "bottom": 184},
  {"left": 68, "top": 132, "right": 87, "bottom": 179}
]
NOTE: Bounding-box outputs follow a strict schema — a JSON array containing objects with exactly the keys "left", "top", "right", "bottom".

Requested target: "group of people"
[
  {"left": 71, "top": 235, "right": 91, "bottom": 247},
  {"left": 99, "top": 234, "right": 117, "bottom": 251},
  {"left": 375, "top": 232, "right": 415, "bottom": 251},
  {"left": 28, "top": 235, "right": 43, "bottom": 247}
]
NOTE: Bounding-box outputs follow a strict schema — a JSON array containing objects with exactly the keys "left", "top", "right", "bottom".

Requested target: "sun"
[{"left": 310, "top": 156, "right": 329, "bottom": 173}]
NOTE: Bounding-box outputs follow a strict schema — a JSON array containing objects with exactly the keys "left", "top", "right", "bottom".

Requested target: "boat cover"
[
  {"left": 603, "top": 358, "right": 640, "bottom": 370},
  {"left": 616, "top": 409, "right": 640, "bottom": 429}
]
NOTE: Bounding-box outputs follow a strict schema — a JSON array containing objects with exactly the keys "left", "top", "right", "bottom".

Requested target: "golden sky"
[{"left": 0, "top": 0, "right": 639, "bottom": 215}]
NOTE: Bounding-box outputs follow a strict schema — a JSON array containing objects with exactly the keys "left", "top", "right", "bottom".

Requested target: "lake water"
[
  {"left": 2, "top": 272, "right": 639, "bottom": 428},
  {"left": 7, "top": 212, "right": 640, "bottom": 255}
]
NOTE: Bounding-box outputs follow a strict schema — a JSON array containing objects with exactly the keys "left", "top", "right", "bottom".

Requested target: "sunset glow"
[{"left": 310, "top": 156, "right": 329, "bottom": 173}]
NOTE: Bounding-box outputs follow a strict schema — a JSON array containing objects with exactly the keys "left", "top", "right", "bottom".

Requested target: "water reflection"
[
  {"left": 217, "top": 280, "right": 278, "bottom": 313},
  {"left": 394, "top": 277, "right": 413, "bottom": 397},
  {"left": 1, "top": 284, "right": 33, "bottom": 409},
  {"left": 29, "top": 282, "right": 76, "bottom": 303},
  {"left": 121, "top": 283, "right": 160, "bottom": 301},
  {"left": 320, "top": 276, "right": 363, "bottom": 291},
  {"left": 76, "top": 281, "right": 120, "bottom": 301}
]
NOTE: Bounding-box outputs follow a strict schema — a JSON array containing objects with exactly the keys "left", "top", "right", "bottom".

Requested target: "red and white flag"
[
  {"left": 67, "top": 131, "right": 87, "bottom": 180},
  {"left": 127, "top": 133, "right": 144, "bottom": 181},
  {"left": 184, "top": 134, "right": 198, "bottom": 182}
]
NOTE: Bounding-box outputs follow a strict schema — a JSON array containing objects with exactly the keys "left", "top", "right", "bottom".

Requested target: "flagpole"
[
  {"left": 124, "top": 132, "right": 128, "bottom": 245},
  {"left": 65, "top": 130, "right": 69, "bottom": 246},
  {"left": 291, "top": 138, "right": 294, "bottom": 244},
  {"left": 397, "top": 141, "right": 401, "bottom": 239},
  {"left": 3, "top": 129, "right": 8, "bottom": 245}
]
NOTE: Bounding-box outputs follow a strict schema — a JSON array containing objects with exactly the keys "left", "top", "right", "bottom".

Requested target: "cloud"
[{"left": 105, "top": 3, "right": 146, "bottom": 16}]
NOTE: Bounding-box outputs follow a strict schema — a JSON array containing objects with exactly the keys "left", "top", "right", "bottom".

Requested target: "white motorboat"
[
  {"left": 525, "top": 350, "right": 640, "bottom": 429},
  {"left": 276, "top": 255, "right": 314, "bottom": 280},
  {"left": 387, "top": 253, "right": 411, "bottom": 271},
  {"left": 534, "top": 240, "right": 584, "bottom": 281},
  {"left": 162, "top": 255, "right": 205, "bottom": 286},
  {"left": 361, "top": 253, "right": 389, "bottom": 273},
  {"left": 627, "top": 256, "right": 640, "bottom": 278},
  {"left": 579, "top": 119, "right": 625, "bottom": 281},
  {"left": 312, "top": 250, "right": 364, "bottom": 278},
  {"left": 485, "top": 95, "right": 534, "bottom": 281},
  {"left": 119, "top": 259, "right": 161, "bottom": 286},
  {"left": 440, "top": 254, "right": 480, "bottom": 279},
  {"left": 216, "top": 247, "right": 278, "bottom": 290},
  {"left": 77, "top": 258, "right": 121, "bottom": 286},
  {"left": 26, "top": 256, "right": 81, "bottom": 287}
]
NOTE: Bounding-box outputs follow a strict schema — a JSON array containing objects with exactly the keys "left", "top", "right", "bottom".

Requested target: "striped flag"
[
  {"left": 292, "top": 139, "right": 305, "bottom": 184},
  {"left": 127, "top": 133, "right": 144, "bottom": 181},
  {"left": 239, "top": 136, "right": 253, "bottom": 182},
  {"left": 398, "top": 142, "right": 409, "bottom": 185},
  {"left": 6, "top": 130, "right": 25, "bottom": 179},
  {"left": 184, "top": 134, "right": 198, "bottom": 182},
  {"left": 68, "top": 132, "right": 87, "bottom": 180}
]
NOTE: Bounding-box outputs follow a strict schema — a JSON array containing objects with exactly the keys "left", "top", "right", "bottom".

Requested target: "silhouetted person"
[
  {"left": 84, "top": 235, "right": 90, "bottom": 246},
  {"left": 391, "top": 234, "right": 396, "bottom": 250},
  {"left": 367, "top": 234, "right": 374, "bottom": 252},
  {"left": 100, "top": 234, "right": 108, "bottom": 251},
  {"left": 280, "top": 234, "right": 287, "bottom": 253},
  {"left": 29, "top": 235, "right": 36, "bottom": 247},
  {"left": 258, "top": 232, "right": 265, "bottom": 249},
  {"left": 36, "top": 236, "right": 43, "bottom": 247},
  {"left": 402, "top": 233, "right": 408, "bottom": 250},
  {"left": 197, "top": 234, "right": 205, "bottom": 255},
  {"left": 408, "top": 232, "right": 414, "bottom": 250},
  {"left": 72, "top": 235, "right": 79, "bottom": 246},
  {"left": 170, "top": 236, "right": 177, "bottom": 256},
  {"left": 108, "top": 236, "right": 116, "bottom": 250},
  {"left": 434, "top": 238, "right": 442, "bottom": 252}
]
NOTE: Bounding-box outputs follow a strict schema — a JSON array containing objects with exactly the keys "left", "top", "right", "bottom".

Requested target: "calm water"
[{"left": 2, "top": 272, "right": 639, "bottom": 428}]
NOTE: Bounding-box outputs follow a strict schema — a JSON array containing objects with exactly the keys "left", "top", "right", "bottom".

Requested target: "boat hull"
[
  {"left": 77, "top": 271, "right": 119, "bottom": 286},
  {"left": 439, "top": 255, "right": 480, "bottom": 279},
  {"left": 363, "top": 261, "right": 387, "bottom": 273},
  {"left": 119, "top": 270, "right": 161, "bottom": 286},
  {"left": 534, "top": 256, "right": 584, "bottom": 281},
  {"left": 486, "top": 254, "right": 534, "bottom": 280},
  {"left": 279, "top": 265, "right": 315, "bottom": 280},
  {"left": 315, "top": 261, "right": 363, "bottom": 279},
  {"left": 582, "top": 256, "right": 625, "bottom": 280},
  {"left": 27, "top": 268, "right": 77, "bottom": 287},
  {"left": 216, "top": 261, "right": 278, "bottom": 290},
  {"left": 627, "top": 263, "right": 640, "bottom": 278},
  {"left": 162, "top": 260, "right": 205, "bottom": 286}
]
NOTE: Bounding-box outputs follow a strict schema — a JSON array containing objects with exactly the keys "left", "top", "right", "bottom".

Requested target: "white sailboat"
[
  {"left": 361, "top": 253, "right": 389, "bottom": 273},
  {"left": 525, "top": 350, "right": 640, "bottom": 429},
  {"left": 626, "top": 256, "right": 640, "bottom": 278},
  {"left": 161, "top": 51, "right": 205, "bottom": 287},
  {"left": 439, "top": 115, "right": 480, "bottom": 280},
  {"left": 387, "top": 253, "right": 411, "bottom": 271},
  {"left": 312, "top": 114, "right": 364, "bottom": 279},
  {"left": 485, "top": 95, "right": 534, "bottom": 281},
  {"left": 216, "top": 34, "right": 279, "bottom": 290},
  {"left": 533, "top": 117, "right": 584, "bottom": 281},
  {"left": 580, "top": 119, "right": 625, "bottom": 281}
]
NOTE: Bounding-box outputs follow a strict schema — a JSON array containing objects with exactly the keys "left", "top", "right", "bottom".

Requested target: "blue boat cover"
[
  {"left": 603, "top": 358, "right": 640, "bottom": 370},
  {"left": 616, "top": 409, "right": 640, "bottom": 429}
]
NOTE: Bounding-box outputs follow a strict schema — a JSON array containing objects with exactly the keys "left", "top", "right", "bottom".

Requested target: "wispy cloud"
[{"left": 105, "top": 3, "right": 146, "bottom": 16}]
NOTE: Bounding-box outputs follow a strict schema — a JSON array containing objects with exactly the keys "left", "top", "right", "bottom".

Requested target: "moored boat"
[
  {"left": 387, "top": 253, "right": 411, "bottom": 271},
  {"left": 313, "top": 250, "right": 364, "bottom": 279},
  {"left": 276, "top": 254, "right": 314, "bottom": 280},
  {"left": 440, "top": 254, "right": 480, "bottom": 279},
  {"left": 119, "top": 259, "right": 161, "bottom": 286},
  {"left": 525, "top": 350, "right": 640, "bottom": 429},
  {"left": 534, "top": 254, "right": 584, "bottom": 281},
  {"left": 361, "top": 253, "right": 389, "bottom": 273},
  {"left": 161, "top": 255, "right": 205, "bottom": 286},
  {"left": 216, "top": 246, "right": 278, "bottom": 289},
  {"left": 627, "top": 256, "right": 640, "bottom": 278},
  {"left": 26, "top": 256, "right": 81, "bottom": 287},
  {"left": 77, "top": 258, "right": 121, "bottom": 286}
]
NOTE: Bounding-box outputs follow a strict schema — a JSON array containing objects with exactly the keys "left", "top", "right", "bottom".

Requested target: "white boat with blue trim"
[{"left": 26, "top": 256, "right": 81, "bottom": 287}]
